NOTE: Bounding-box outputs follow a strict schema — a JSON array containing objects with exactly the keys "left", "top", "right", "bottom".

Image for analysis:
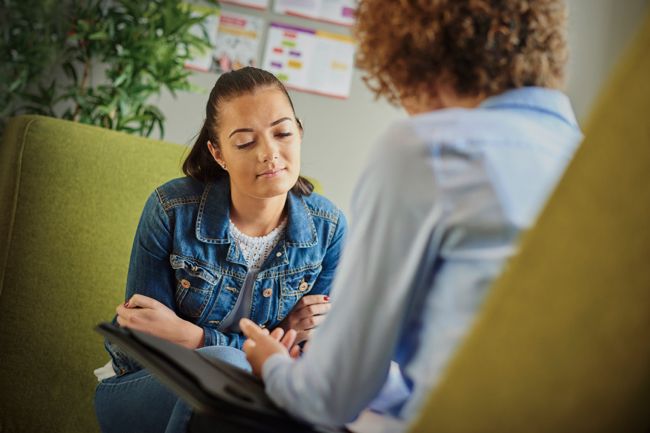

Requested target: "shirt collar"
[
  {"left": 195, "top": 177, "right": 317, "bottom": 247},
  {"left": 479, "top": 87, "right": 579, "bottom": 129}
]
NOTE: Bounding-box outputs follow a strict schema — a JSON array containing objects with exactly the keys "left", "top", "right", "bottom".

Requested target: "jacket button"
[
  {"left": 180, "top": 279, "right": 191, "bottom": 289},
  {"left": 299, "top": 281, "right": 309, "bottom": 292},
  {"left": 263, "top": 288, "right": 273, "bottom": 297},
  {"left": 276, "top": 252, "right": 282, "bottom": 257}
]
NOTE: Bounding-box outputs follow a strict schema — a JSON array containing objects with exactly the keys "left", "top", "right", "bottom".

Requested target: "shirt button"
[
  {"left": 263, "top": 288, "right": 273, "bottom": 297},
  {"left": 299, "top": 281, "right": 309, "bottom": 292},
  {"left": 276, "top": 252, "right": 283, "bottom": 257},
  {"left": 180, "top": 279, "right": 191, "bottom": 289}
]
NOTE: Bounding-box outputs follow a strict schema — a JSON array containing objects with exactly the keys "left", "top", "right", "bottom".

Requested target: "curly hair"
[{"left": 354, "top": 0, "right": 569, "bottom": 105}]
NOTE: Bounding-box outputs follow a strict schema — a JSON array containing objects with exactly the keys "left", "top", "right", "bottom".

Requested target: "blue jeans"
[{"left": 94, "top": 345, "right": 251, "bottom": 433}]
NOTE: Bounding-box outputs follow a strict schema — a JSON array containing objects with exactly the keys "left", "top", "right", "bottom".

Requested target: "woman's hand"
[
  {"left": 278, "top": 294, "right": 330, "bottom": 344},
  {"left": 241, "top": 318, "right": 298, "bottom": 377},
  {"left": 115, "top": 294, "right": 204, "bottom": 349}
]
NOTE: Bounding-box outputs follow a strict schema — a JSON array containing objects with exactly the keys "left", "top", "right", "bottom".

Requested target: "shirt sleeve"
[{"left": 261, "top": 122, "right": 443, "bottom": 426}]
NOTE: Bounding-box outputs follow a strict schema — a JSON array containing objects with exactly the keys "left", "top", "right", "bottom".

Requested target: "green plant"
[
  {"left": 1, "top": 0, "right": 217, "bottom": 138},
  {"left": 0, "top": 0, "right": 68, "bottom": 131}
]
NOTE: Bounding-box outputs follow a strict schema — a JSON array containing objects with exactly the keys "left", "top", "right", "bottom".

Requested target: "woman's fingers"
[
  {"left": 289, "top": 345, "right": 301, "bottom": 359},
  {"left": 298, "top": 314, "right": 326, "bottom": 330},
  {"left": 116, "top": 314, "right": 126, "bottom": 327},
  {"left": 126, "top": 294, "right": 160, "bottom": 309},
  {"left": 240, "top": 318, "right": 268, "bottom": 342},
  {"left": 296, "top": 294, "right": 329, "bottom": 309},
  {"left": 115, "top": 308, "right": 145, "bottom": 329},
  {"left": 295, "top": 329, "right": 312, "bottom": 344},
  {"left": 295, "top": 302, "right": 331, "bottom": 320}
]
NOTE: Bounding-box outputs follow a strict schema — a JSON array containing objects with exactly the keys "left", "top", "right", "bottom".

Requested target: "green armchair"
[{"left": 0, "top": 116, "right": 188, "bottom": 433}]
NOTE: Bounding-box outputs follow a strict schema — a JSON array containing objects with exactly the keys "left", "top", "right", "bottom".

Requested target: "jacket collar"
[{"left": 195, "top": 177, "right": 317, "bottom": 247}]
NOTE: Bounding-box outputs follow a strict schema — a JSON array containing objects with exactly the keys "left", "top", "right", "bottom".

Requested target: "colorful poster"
[
  {"left": 220, "top": 0, "right": 269, "bottom": 10},
  {"left": 212, "top": 12, "right": 264, "bottom": 73},
  {"left": 274, "top": 0, "right": 356, "bottom": 26},
  {"left": 262, "top": 22, "right": 355, "bottom": 99},
  {"left": 183, "top": 4, "right": 221, "bottom": 72}
]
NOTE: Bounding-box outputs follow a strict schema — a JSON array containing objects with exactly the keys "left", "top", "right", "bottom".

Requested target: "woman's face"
[{"left": 209, "top": 86, "right": 302, "bottom": 200}]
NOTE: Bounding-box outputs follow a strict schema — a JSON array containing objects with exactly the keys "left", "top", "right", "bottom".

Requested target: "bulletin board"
[{"left": 184, "top": 0, "right": 357, "bottom": 99}]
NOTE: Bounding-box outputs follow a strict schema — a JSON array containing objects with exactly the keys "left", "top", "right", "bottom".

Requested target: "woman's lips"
[{"left": 257, "top": 168, "right": 286, "bottom": 178}]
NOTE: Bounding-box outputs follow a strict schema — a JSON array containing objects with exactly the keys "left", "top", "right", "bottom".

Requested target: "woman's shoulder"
[
  {"left": 300, "top": 191, "right": 345, "bottom": 226},
  {"left": 153, "top": 176, "right": 206, "bottom": 207}
]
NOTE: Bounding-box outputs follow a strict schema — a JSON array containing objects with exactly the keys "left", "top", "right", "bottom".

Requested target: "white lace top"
[{"left": 229, "top": 217, "right": 287, "bottom": 269}]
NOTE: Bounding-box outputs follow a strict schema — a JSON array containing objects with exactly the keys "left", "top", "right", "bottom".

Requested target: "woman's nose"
[{"left": 258, "top": 137, "right": 280, "bottom": 163}]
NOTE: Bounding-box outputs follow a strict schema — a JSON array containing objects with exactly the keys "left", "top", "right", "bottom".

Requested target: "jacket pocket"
[
  {"left": 170, "top": 254, "right": 220, "bottom": 320},
  {"left": 277, "top": 266, "right": 321, "bottom": 321}
]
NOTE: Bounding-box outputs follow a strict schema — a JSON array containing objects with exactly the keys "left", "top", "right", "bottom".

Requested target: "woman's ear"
[
  {"left": 207, "top": 140, "right": 227, "bottom": 170},
  {"left": 296, "top": 118, "right": 304, "bottom": 138}
]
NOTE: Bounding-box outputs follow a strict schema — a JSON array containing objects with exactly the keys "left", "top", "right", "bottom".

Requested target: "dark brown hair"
[
  {"left": 183, "top": 67, "right": 313, "bottom": 195},
  {"left": 354, "top": 0, "right": 569, "bottom": 105}
]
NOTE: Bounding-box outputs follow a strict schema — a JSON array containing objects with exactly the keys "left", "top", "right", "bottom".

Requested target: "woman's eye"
[
  {"left": 276, "top": 132, "right": 292, "bottom": 138},
  {"left": 236, "top": 141, "right": 254, "bottom": 149}
]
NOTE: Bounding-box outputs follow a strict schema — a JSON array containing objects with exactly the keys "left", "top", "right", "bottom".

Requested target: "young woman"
[
  {"left": 94, "top": 67, "right": 347, "bottom": 433},
  {"left": 235, "top": 0, "right": 583, "bottom": 431}
]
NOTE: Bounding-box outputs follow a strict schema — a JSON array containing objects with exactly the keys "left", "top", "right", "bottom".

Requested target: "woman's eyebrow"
[
  {"left": 229, "top": 128, "right": 254, "bottom": 138},
  {"left": 270, "top": 117, "right": 291, "bottom": 126},
  {"left": 228, "top": 117, "right": 291, "bottom": 138}
]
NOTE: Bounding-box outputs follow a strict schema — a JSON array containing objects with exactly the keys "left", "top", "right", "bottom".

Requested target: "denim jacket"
[{"left": 106, "top": 176, "right": 347, "bottom": 375}]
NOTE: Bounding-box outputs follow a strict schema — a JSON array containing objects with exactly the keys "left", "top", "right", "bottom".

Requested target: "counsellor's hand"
[
  {"left": 115, "top": 294, "right": 204, "bottom": 350},
  {"left": 278, "top": 294, "right": 330, "bottom": 344},
  {"left": 241, "top": 318, "right": 299, "bottom": 377}
]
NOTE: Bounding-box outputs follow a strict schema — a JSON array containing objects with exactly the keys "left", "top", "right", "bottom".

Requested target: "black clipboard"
[{"left": 95, "top": 322, "right": 347, "bottom": 433}]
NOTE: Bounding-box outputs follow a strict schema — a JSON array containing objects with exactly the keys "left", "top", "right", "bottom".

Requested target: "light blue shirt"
[{"left": 262, "top": 87, "right": 583, "bottom": 428}]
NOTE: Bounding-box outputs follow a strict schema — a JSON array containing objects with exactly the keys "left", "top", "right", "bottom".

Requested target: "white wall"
[
  {"left": 156, "top": 0, "right": 649, "bottom": 215},
  {"left": 565, "top": 0, "right": 649, "bottom": 121}
]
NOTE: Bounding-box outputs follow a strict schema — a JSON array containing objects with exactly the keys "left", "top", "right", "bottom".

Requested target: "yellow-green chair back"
[{"left": 411, "top": 11, "right": 650, "bottom": 433}]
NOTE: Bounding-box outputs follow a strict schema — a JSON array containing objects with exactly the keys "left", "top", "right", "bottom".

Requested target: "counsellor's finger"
[
  {"left": 242, "top": 338, "right": 256, "bottom": 352},
  {"left": 280, "top": 329, "right": 297, "bottom": 350},
  {"left": 240, "top": 318, "right": 268, "bottom": 341},
  {"left": 270, "top": 327, "right": 285, "bottom": 341}
]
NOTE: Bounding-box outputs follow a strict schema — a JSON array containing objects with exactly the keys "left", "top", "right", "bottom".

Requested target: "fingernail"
[
  {"left": 124, "top": 301, "right": 129, "bottom": 308},
  {"left": 324, "top": 296, "right": 330, "bottom": 302}
]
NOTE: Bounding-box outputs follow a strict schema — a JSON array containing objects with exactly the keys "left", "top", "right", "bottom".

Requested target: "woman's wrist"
[{"left": 180, "top": 321, "right": 205, "bottom": 349}]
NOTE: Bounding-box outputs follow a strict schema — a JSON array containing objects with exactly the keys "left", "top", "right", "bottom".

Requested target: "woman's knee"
[{"left": 196, "top": 345, "right": 251, "bottom": 372}]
